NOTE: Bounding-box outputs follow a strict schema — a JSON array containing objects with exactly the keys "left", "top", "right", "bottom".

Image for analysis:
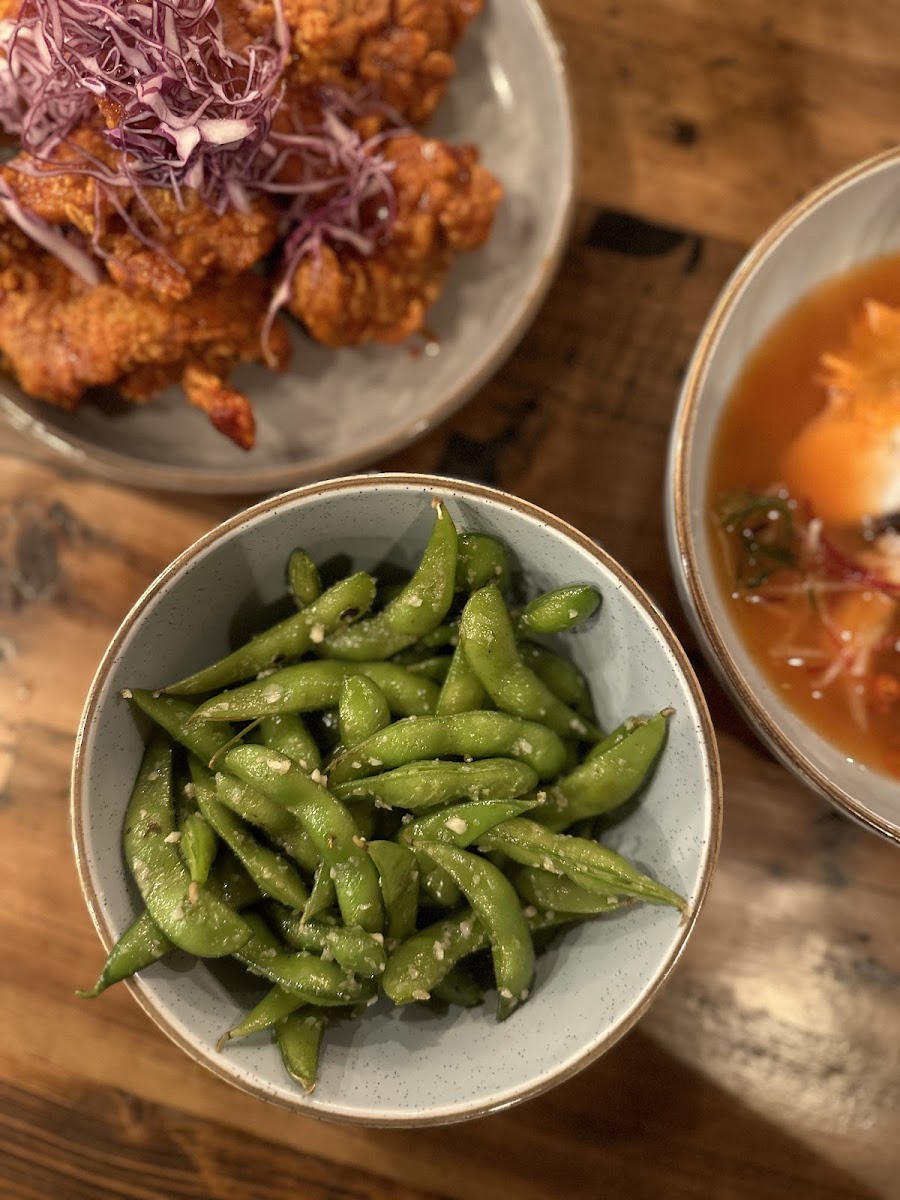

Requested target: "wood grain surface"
[{"left": 2, "top": 3, "right": 900, "bottom": 1198}]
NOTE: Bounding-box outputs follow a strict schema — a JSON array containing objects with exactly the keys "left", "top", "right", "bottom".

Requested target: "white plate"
[{"left": 0, "top": 0, "right": 575, "bottom": 493}]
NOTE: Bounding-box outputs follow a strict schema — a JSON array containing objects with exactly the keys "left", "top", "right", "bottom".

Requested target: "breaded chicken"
[
  {"left": 241, "top": 0, "right": 484, "bottom": 125},
  {"left": 2, "top": 128, "right": 281, "bottom": 303},
  {"left": 0, "top": 221, "right": 290, "bottom": 446},
  {"left": 288, "top": 134, "right": 501, "bottom": 346}
]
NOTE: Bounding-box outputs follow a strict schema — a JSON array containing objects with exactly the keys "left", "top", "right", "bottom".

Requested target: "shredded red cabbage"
[
  {"left": 0, "top": 0, "right": 403, "bottom": 323},
  {"left": 0, "top": 0, "right": 288, "bottom": 213}
]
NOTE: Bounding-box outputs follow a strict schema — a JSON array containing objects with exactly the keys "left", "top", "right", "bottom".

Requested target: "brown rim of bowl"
[
  {"left": 71, "top": 472, "right": 723, "bottom": 1126},
  {"left": 671, "top": 146, "right": 900, "bottom": 848},
  {"left": 2, "top": 0, "right": 577, "bottom": 496}
]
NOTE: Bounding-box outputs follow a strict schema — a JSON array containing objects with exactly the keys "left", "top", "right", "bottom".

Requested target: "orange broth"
[{"left": 707, "top": 252, "right": 900, "bottom": 779}]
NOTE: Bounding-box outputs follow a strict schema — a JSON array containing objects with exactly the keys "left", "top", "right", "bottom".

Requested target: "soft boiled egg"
[{"left": 781, "top": 299, "right": 900, "bottom": 527}]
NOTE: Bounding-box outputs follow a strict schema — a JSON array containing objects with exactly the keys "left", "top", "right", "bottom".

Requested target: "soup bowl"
[
  {"left": 667, "top": 148, "right": 900, "bottom": 845},
  {"left": 73, "top": 473, "right": 721, "bottom": 1125}
]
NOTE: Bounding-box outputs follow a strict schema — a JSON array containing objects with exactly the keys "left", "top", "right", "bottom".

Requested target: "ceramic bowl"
[
  {"left": 667, "top": 148, "right": 900, "bottom": 845},
  {"left": 72, "top": 474, "right": 721, "bottom": 1125},
  {"left": 1, "top": 0, "right": 574, "bottom": 494}
]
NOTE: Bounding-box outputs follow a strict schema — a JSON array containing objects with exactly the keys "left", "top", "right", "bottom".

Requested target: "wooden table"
[{"left": 1, "top": 4, "right": 899, "bottom": 1197}]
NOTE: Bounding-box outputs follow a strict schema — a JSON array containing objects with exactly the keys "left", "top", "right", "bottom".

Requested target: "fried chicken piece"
[
  {"left": 0, "top": 221, "right": 290, "bottom": 447},
  {"left": 2, "top": 127, "right": 281, "bottom": 303},
  {"left": 241, "top": 0, "right": 483, "bottom": 126},
  {"left": 288, "top": 134, "right": 501, "bottom": 347}
]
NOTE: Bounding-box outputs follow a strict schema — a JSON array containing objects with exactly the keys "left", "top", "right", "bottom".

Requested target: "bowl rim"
[
  {"left": 668, "top": 145, "right": 900, "bottom": 847},
  {"left": 71, "top": 471, "right": 723, "bottom": 1125},
  {"left": 2, "top": 0, "right": 577, "bottom": 496}
]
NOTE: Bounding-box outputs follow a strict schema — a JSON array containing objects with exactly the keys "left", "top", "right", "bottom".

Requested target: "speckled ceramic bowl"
[
  {"left": 2, "top": 0, "right": 574, "bottom": 494},
  {"left": 667, "top": 149, "right": 900, "bottom": 845},
  {"left": 72, "top": 474, "right": 721, "bottom": 1125}
]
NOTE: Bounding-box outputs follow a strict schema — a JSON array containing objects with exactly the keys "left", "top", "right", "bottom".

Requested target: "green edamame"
[
  {"left": 517, "top": 585, "right": 601, "bottom": 634},
  {"left": 217, "top": 986, "right": 305, "bottom": 1049},
  {"left": 328, "top": 712, "right": 567, "bottom": 787},
  {"left": 366, "top": 840, "right": 419, "bottom": 944},
  {"left": 178, "top": 811, "right": 217, "bottom": 886},
  {"left": 333, "top": 758, "right": 539, "bottom": 812},
  {"left": 517, "top": 643, "right": 595, "bottom": 720},
  {"left": 536, "top": 712, "right": 669, "bottom": 831},
  {"left": 413, "top": 842, "right": 534, "bottom": 1021},
  {"left": 165, "top": 572, "right": 377, "bottom": 696},
  {"left": 288, "top": 549, "right": 322, "bottom": 608},
  {"left": 459, "top": 587, "right": 598, "bottom": 742},
  {"left": 478, "top": 817, "right": 685, "bottom": 910},
  {"left": 455, "top": 532, "right": 511, "bottom": 592},
  {"left": 323, "top": 502, "right": 458, "bottom": 660},
  {"left": 188, "top": 660, "right": 439, "bottom": 724},
  {"left": 234, "top": 914, "right": 370, "bottom": 1005},
  {"left": 214, "top": 770, "right": 318, "bottom": 873},
  {"left": 224, "top": 745, "right": 385, "bottom": 934},
  {"left": 129, "top": 689, "right": 235, "bottom": 767},
  {"left": 76, "top": 911, "right": 173, "bottom": 999},
  {"left": 190, "top": 761, "right": 310, "bottom": 911},
  {"left": 512, "top": 865, "right": 631, "bottom": 915},
  {"left": 266, "top": 904, "right": 387, "bottom": 978},
  {"left": 435, "top": 641, "right": 488, "bottom": 715},
  {"left": 123, "top": 737, "right": 250, "bottom": 958},
  {"left": 339, "top": 675, "right": 391, "bottom": 750},
  {"left": 259, "top": 713, "right": 322, "bottom": 772},
  {"left": 276, "top": 1009, "right": 328, "bottom": 1093}
]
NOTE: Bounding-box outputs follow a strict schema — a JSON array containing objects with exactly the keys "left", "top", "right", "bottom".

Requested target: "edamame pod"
[
  {"left": 288, "top": 549, "right": 322, "bottom": 608},
  {"left": 435, "top": 641, "right": 488, "bottom": 715},
  {"left": 214, "top": 770, "right": 318, "bottom": 873},
  {"left": 123, "top": 737, "right": 250, "bottom": 958},
  {"left": 129, "top": 689, "right": 235, "bottom": 766},
  {"left": 190, "top": 761, "right": 310, "bottom": 911},
  {"left": 224, "top": 746, "right": 385, "bottom": 934},
  {"left": 234, "top": 913, "right": 370, "bottom": 1005},
  {"left": 414, "top": 842, "right": 534, "bottom": 1021},
  {"left": 276, "top": 1009, "right": 328, "bottom": 1093},
  {"left": 366, "top": 840, "right": 419, "bottom": 943},
  {"left": 76, "top": 911, "right": 173, "bottom": 999},
  {"left": 536, "top": 713, "right": 669, "bottom": 831},
  {"left": 456, "top": 533, "right": 511, "bottom": 592},
  {"left": 259, "top": 713, "right": 322, "bottom": 772},
  {"left": 217, "top": 986, "right": 304, "bottom": 1048},
  {"left": 512, "top": 865, "right": 631, "bottom": 915},
  {"left": 517, "top": 585, "right": 601, "bottom": 634},
  {"left": 478, "top": 817, "right": 685, "bottom": 910},
  {"left": 188, "top": 660, "right": 439, "bottom": 723},
  {"left": 323, "top": 502, "right": 458, "bottom": 660},
  {"left": 164, "top": 572, "right": 377, "bottom": 695},
  {"left": 459, "top": 587, "right": 598, "bottom": 742},
  {"left": 179, "top": 811, "right": 217, "bottom": 886},
  {"left": 338, "top": 675, "right": 391, "bottom": 750},
  {"left": 266, "top": 904, "right": 387, "bottom": 978},
  {"left": 328, "top": 712, "right": 567, "bottom": 786},
  {"left": 333, "top": 758, "right": 539, "bottom": 812}
]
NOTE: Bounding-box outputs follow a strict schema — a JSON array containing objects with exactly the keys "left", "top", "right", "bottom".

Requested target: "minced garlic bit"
[
  {"left": 310, "top": 768, "right": 328, "bottom": 786},
  {"left": 351, "top": 762, "right": 362, "bottom": 770},
  {"left": 407, "top": 595, "right": 423, "bottom": 608},
  {"left": 499, "top": 987, "right": 513, "bottom": 1000},
  {"left": 183, "top": 782, "right": 196, "bottom": 800},
  {"left": 412, "top": 989, "right": 431, "bottom": 1001},
  {"left": 368, "top": 757, "right": 383, "bottom": 767},
  {"left": 163, "top": 831, "right": 182, "bottom": 844},
  {"left": 120, "top": 688, "right": 133, "bottom": 700},
  {"left": 172, "top": 905, "right": 185, "bottom": 921},
  {"left": 188, "top": 881, "right": 200, "bottom": 905},
  {"left": 267, "top": 755, "right": 291, "bottom": 774},
  {"left": 309, "top": 623, "right": 326, "bottom": 644},
  {"left": 352, "top": 834, "right": 367, "bottom": 848},
  {"left": 261, "top": 683, "right": 284, "bottom": 703},
  {"left": 522, "top": 905, "right": 537, "bottom": 918},
  {"left": 433, "top": 941, "right": 445, "bottom": 961},
  {"left": 370, "top": 932, "right": 384, "bottom": 944},
  {"left": 444, "top": 816, "right": 468, "bottom": 835},
  {"left": 568, "top": 609, "right": 578, "bottom": 620}
]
